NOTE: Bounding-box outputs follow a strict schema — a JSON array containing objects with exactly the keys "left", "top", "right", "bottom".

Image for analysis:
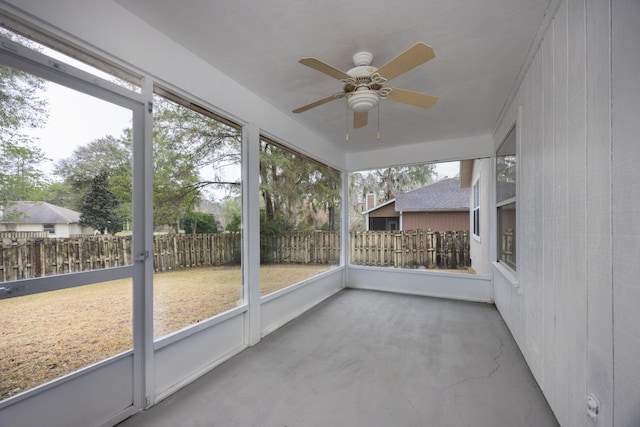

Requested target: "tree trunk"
[{"left": 328, "top": 205, "right": 335, "bottom": 232}]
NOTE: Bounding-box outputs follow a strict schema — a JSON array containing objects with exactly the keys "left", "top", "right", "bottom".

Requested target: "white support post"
[
  {"left": 342, "top": 170, "right": 350, "bottom": 286},
  {"left": 243, "top": 124, "right": 261, "bottom": 346},
  {"left": 137, "top": 77, "right": 155, "bottom": 409}
]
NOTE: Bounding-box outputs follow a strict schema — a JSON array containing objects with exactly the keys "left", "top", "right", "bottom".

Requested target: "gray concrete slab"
[{"left": 118, "top": 289, "right": 559, "bottom": 427}]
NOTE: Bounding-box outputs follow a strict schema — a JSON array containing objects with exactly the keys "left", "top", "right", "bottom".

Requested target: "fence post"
[
  {"left": 34, "top": 239, "right": 44, "bottom": 278},
  {"left": 392, "top": 232, "right": 399, "bottom": 267}
]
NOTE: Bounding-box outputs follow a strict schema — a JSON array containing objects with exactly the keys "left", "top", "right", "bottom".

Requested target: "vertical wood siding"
[
  {"left": 611, "top": 0, "right": 640, "bottom": 425},
  {"left": 402, "top": 211, "right": 469, "bottom": 232},
  {"left": 490, "top": 0, "right": 640, "bottom": 425}
]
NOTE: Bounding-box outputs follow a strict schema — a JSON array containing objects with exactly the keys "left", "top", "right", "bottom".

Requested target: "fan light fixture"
[
  {"left": 347, "top": 89, "right": 379, "bottom": 112},
  {"left": 292, "top": 42, "right": 438, "bottom": 139}
]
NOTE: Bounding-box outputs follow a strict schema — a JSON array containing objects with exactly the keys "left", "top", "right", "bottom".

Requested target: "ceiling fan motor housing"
[
  {"left": 345, "top": 58, "right": 381, "bottom": 112},
  {"left": 347, "top": 65, "right": 378, "bottom": 79}
]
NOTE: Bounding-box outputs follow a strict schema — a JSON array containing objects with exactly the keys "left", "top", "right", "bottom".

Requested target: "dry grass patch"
[
  {"left": 260, "top": 264, "right": 337, "bottom": 295},
  {"left": 0, "top": 264, "right": 334, "bottom": 401},
  {"left": 153, "top": 266, "right": 242, "bottom": 338},
  {"left": 0, "top": 280, "right": 133, "bottom": 400}
]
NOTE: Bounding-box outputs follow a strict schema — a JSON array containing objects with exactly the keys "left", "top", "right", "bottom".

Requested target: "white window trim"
[
  {"left": 472, "top": 176, "right": 480, "bottom": 241},
  {"left": 495, "top": 111, "right": 519, "bottom": 275}
]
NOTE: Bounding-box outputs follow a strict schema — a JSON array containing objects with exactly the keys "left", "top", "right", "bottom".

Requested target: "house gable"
[
  {"left": 1, "top": 202, "right": 93, "bottom": 238},
  {"left": 363, "top": 179, "right": 471, "bottom": 231},
  {"left": 2, "top": 201, "right": 82, "bottom": 224}
]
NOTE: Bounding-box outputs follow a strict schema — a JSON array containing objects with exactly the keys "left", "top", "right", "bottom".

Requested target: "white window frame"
[
  {"left": 495, "top": 123, "right": 517, "bottom": 273},
  {"left": 472, "top": 177, "right": 480, "bottom": 241}
]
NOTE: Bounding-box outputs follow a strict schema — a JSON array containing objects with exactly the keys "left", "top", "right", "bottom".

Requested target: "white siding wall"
[
  {"left": 469, "top": 158, "right": 491, "bottom": 277},
  {"left": 13, "top": 223, "right": 87, "bottom": 238},
  {"left": 493, "top": 0, "right": 640, "bottom": 425},
  {"left": 68, "top": 224, "right": 94, "bottom": 236},
  {"left": 611, "top": 1, "right": 640, "bottom": 425},
  {"left": 13, "top": 224, "right": 42, "bottom": 233},
  {"left": 53, "top": 223, "right": 71, "bottom": 238}
]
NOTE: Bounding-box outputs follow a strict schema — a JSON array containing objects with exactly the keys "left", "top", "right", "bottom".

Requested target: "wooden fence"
[
  {"left": 0, "top": 231, "right": 332, "bottom": 282},
  {"left": 1, "top": 235, "right": 134, "bottom": 282},
  {"left": 349, "top": 230, "right": 470, "bottom": 269},
  {"left": 153, "top": 233, "right": 241, "bottom": 272},
  {"left": 261, "top": 231, "right": 340, "bottom": 264},
  {"left": 1, "top": 230, "right": 470, "bottom": 282},
  {"left": 0, "top": 233, "right": 244, "bottom": 282}
]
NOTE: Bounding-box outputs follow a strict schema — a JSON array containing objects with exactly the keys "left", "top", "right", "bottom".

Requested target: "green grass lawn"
[{"left": 0, "top": 264, "right": 335, "bottom": 401}]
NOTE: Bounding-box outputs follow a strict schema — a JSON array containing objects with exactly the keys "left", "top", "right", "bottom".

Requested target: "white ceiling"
[{"left": 114, "top": 0, "right": 551, "bottom": 154}]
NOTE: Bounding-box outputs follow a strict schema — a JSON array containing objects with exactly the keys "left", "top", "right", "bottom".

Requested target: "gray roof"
[
  {"left": 1, "top": 201, "right": 81, "bottom": 224},
  {"left": 395, "top": 178, "right": 469, "bottom": 212}
]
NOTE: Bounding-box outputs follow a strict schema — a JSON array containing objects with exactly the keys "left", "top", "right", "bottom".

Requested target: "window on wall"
[
  {"left": 472, "top": 179, "right": 480, "bottom": 239},
  {"left": 496, "top": 126, "right": 516, "bottom": 271},
  {"left": 152, "top": 87, "right": 242, "bottom": 340},
  {"left": 259, "top": 138, "right": 341, "bottom": 295},
  {"left": 349, "top": 161, "right": 475, "bottom": 272}
]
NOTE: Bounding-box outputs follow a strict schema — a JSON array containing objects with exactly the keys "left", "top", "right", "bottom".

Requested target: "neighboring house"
[
  {"left": 363, "top": 178, "right": 470, "bottom": 231},
  {"left": 0, "top": 201, "right": 95, "bottom": 238}
]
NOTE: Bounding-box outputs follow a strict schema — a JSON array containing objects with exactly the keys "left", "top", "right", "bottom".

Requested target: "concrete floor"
[{"left": 118, "top": 289, "right": 559, "bottom": 427}]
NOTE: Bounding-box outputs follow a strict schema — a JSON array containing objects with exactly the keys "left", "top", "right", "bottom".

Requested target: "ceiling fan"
[{"left": 292, "top": 42, "right": 438, "bottom": 129}]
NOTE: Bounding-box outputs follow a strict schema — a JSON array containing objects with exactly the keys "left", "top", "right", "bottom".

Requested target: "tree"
[
  {"left": 0, "top": 30, "right": 50, "bottom": 214},
  {"left": 54, "top": 94, "right": 243, "bottom": 231},
  {"left": 0, "top": 141, "right": 50, "bottom": 203},
  {"left": 45, "top": 180, "right": 84, "bottom": 211},
  {"left": 79, "top": 171, "right": 124, "bottom": 234},
  {"left": 309, "top": 167, "right": 341, "bottom": 232},
  {"left": 54, "top": 134, "right": 132, "bottom": 211},
  {"left": 259, "top": 140, "right": 340, "bottom": 232},
  {"left": 152, "top": 131, "right": 202, "bottom": 230},
  {"left": 225, "top": 214, "right": 241, "bottom": 232},
  {"left": 151, "top": 95, "right": 241, "bottom": 230},
  {"left": 259, "top": 208, "right": 294, "bottom": 263},
  {"left": 221, "top": 197, "right": 242, "bottom": 232},
  {"left": 55, "top": 134, "right": 131, "bottom": 192},
  {"left": 182, "top": 212, "right": 219, "bottom": 234}
]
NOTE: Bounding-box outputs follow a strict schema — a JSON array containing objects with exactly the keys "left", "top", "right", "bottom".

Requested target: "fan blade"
[
  {"left": 387, "top": 87, "right": 438, "bottom": 109},
  {"left": 376, "top": 42, "right": 435, "bottom": 82},
  {"left": 353, "top": 111, "right": 368, "bottom": 129},
  {"left": 292, "top": 93, "right": 342, "bottom": 113},
  {"left": 298, "top": 57, "right": 351, "bottom": 80}
]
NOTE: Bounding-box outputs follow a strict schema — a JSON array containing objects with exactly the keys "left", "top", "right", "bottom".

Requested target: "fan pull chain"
[
  {"left": 377, "top": 104, "right": 381, "bottom": 141},
  {"left": 345, "top": 101, "right": 349, "bottom": 141}
]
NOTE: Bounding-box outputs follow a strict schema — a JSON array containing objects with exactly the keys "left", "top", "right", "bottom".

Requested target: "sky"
[
  {"left": 433, "top": 161, "right": 459, "bottom": 179},
  {"left": 28, "top": 81, "right": 132, "bottom": 175},
  {"left": 15, "top": 36, "right": 133, "bottom": 176}
]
